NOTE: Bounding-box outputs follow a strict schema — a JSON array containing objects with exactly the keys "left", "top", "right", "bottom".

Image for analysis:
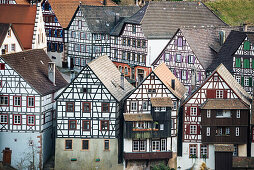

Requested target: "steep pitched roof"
[
  {"left": 153, "top": 63, "right": 186, "bottom": 100},
  {"left": 1, "top": 49, "right": 68, "bottom": 96},
  {"left": 80, "top": 5, "right": 139, "bottom": 34},
  {"left": 183, "top": 64, "right": 251, "bottom": 106},
  {"left": 129, "top": 1, "right": 227, "bottom": 39},
  {"left": 208, "top": 31, "right": 254, "bottom": 72},
  {"left": 0, "top": 23, "right": 10, "bottom": 47},
  {"left": 0, "top": 4, "right": 36, "bottom": 49},
  {"left": 88, "top": 55, "right": 134, "bottom": 101},
  {"left": 48, "top": 0, "right": 117, "bottom": 29}
]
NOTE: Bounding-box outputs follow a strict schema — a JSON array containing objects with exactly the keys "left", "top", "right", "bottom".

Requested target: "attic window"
[
  {"left": 148, "top": 88, "right": 156, "bottom": 94},
  {"left": 132, "top": 25, "right": 136, "bottom": 34},
  {"left": 177, "top": 37, "right": 183, "bottom": 47},
  {"left": 244, "top": 41, "right": 250, "bottom": 51},
  {"left": 0, "top": 63, "right": 5, "bottom": 70}
]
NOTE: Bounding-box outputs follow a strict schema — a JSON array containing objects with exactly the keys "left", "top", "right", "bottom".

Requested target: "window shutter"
[
  {"left": 249, "top": 77, "right": 252, "bottom": 87},
  {"left": 223, "top": 90, "right": 227, "bottom": 99},
  {"left": 241, "top": 76, "right": 244, "bottom": 86},
  {"left": 197, "top": 125, "right": 201, "bottom": 135},
  {"left": 186, "top": 124, "right": 190, "bottom": 135},
  {"left": 207, "top": 89, "right": 216, "bottom": 98}
]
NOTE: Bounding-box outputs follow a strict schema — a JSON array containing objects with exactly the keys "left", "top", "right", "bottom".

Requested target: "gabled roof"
[
  {"left": 0, "top": 4, "right": 36, "bottom": 49},
  {"left": 0, "top": 23, "right": 24, "bottom": 50},
  {"left": 48, "top": 0, "right": 117, "bottom": 29},
  {"left": 80, "top": 5, "right": 139, "bottom": 34},
  {"left": 1, "top": 49, "right": 68, "bottom": 96},
  {"left": 127, "top": 1, "right": 227, "bottom": 39},
  {"left": 183, "top": 64, "right": 251, "bottom": 106},
  {"left": 88, "top": 55, "right": 134, "bottom": 101},
  {"left": 208, "top": 31, "right": 254, "bottom": 72},
  {"left": 153, "top": 63, "right": 186, "bottom": 100}
]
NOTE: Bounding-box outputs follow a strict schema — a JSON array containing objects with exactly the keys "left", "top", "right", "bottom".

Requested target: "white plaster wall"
[
  {"left": 47, "top": 51, "right": 63, "bottom": 67},
  {"left": 238, "top": 144, "right": 247, "bottom": 157},
  {"left": 0, "top": 132, "right": 40, "bottom": 169},
  {"left": 251, "top": 143, "right": 254, "bottom": 157},
  {"left": 124, "top": 139, "right": 133, "bottom": 152},
  {"left": 32, "top": 3, "right": 47, "bottom": 51},
  {"left": 0, "top": 27, "right": 22, "bottom": 55},
  {"left": 167, "top": 137, "right": 177, "bottom": 152},
  {"left": 147, "top": 39, "right": 169, "bottom": 66},
  {"left": 177, "top": 143, "right": 215, "bottom": 170}
]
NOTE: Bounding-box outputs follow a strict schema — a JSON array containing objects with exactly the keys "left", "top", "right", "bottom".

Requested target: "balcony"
[{"left": 123, "top": 151, "right": 172, "bottom": 160}]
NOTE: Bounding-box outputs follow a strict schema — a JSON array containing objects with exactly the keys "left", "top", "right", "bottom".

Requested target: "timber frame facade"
[
  {"left": 54, "top": 55, "right": 134, "bottom": 170},
  {"left": 177, "top": 64, "right": 251, "bottom": 170},
  {"left": 123, "top": 63, "right": 186, "bottom": 169}
]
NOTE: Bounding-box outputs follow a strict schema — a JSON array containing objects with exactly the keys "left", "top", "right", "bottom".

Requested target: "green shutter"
[
  {"left": 235, "top": 58, "right": 241, "bottom": 67},
  {"left": 252, "top": 60, "right": 254, "bottom": 69},
  {"left": 243, "top": 59, "right": 250, "bottom": 68},
  {"left": 244, "top": 41, "right": 250, "bottom": 51},
  {"left": 249, "top": 77, "right": 252, "bottom": 87},
  {"left": 241, "top": 76, "right": 244, "bottom": 86}
]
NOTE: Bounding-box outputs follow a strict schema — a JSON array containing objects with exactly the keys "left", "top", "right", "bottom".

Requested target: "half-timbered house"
[
  {"left": 0, "top": 4, "right": 47, "bottom": 51},
  {"left": 0, "top": 49, "right": 68, "bottom": 169},
  {"left": 177, "top": 64, "right": 251, "bottom": 170},
  {"left": 41, "top": 0, "right": 117, "bottom": 67},
  {"left": 0, "top": 23, "right": 23, "bottom": 55},
  {"left": 208, "top": 30, "right": 254, "bottom": 95},
  {"left": 123, "top": 63, "right": 186, "bottom": 169},
  {"left": 55, "top": 55, "right": 134, "bottom": 170},
  {"left": 152, "top": 27, "right": 232, "bottom": 94}
]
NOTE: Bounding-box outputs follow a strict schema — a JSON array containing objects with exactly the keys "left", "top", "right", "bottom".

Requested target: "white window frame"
[
  {"left": 182, "top": 70, "right": 187, "bottom": 80},
  {"left": 236, "top": 76, "right": 241, "bottom": 84},
  {"left": 206, "top": 127, "right": 210, "bottom": 136},
  {"left": 190, "top": 107, "right": 197, "bottom": 116},
  {"left": 236, "top": 127, "right": 239, "bottom": 136},
  {"left": 161, "top": 107, "right": 166, "bottom": 111},
  {"left": 27, "top": 115, "right": 35, "bottom": 126},
  {"left": 189, "top": 145, "right": 197, "bottom": 158},
  {"left": 190, "top": 125, "right": 197, "bottom": 134},
  {"left": 161, "top": 139, "right": 166, "bottom": 151},
  {"left": 142, "top": 101, "right": 148, "bottom": 111},
  {"left": 173, "top": 101, "right": 177, "bottom": 110},
  {"left": 27, "top": 97, "right": 34, "bottom": 107},
  {"left": 207, "top": 110, "right": 211, "bottom": 118},
  {"left": 188, "top": 55, "right": 194, "bottom": 64},
  {"left": 152, "top": 140, "right": 160, "bottom": 151},
  {"left": 14, "top": 96, "right": 21, "bottom": 106},
  {"left": 226, "top": 128, "right": 230, "bottom": 135},
  {"left": 176, "top": 54, "right": 181, "bottom": 62},
  {"left": 236, "top": 110, "right": 240, "bottom": 118},
  {"left": 244, "top": 76, "right": 249, "bottom": 86},
  {"left": 14, "top": 115, "right": 21, "bottom": 124},
  {"left": 133, "top": 140, "right": 139, "bottom": 151},
  {"left": 130, "top": 101, "right": 137, "bottom": 111},
  {"left": 154, "top": 107, "right": 160, "bottom": 112},
  {"left": 216, "top": 90, "right": 223, "bottom": 98},
  {"left": 200, "top": 145, "right": 208, "bottom": 158},
  {"left": 139, "top": 140, "right": 146, "bottom": 151}
]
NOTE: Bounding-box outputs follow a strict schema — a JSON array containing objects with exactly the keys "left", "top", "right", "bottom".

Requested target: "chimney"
[
  {"left": 121, "top": 73, "right": 124, "bottom": 89},
  {"left": 243, "top": 23, "right": 248, "bottom": 32},
  {"left": 171, "top": 79, "right": 175, "bottom": 90},
  {"left": 191, "top": 68, "right": 196, "bottom": 91},
  {"left": 219, "top": 30, "right": 226, "bottom": 46},
  {"left": 48, "top": 62, "right": 56, "bottom": 85},
  {"left": 115, "top": 13, "right": 120, "bottom": 24},
  {"left": 70, "top": 70, "right": 75, "bottom": 81},
  {"left": 103, "top": 0, "right": 107, "bottom": 5}
]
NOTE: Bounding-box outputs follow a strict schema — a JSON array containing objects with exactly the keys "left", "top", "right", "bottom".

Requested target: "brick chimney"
[{"left": 48, "top": 62, "right": 56, "bottom": 85}]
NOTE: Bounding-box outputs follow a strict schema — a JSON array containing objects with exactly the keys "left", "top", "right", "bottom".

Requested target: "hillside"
[{"left": 205, "top": 0, "right": 254, "bottom": 26}]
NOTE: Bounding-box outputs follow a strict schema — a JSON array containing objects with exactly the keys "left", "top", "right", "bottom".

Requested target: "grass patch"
[{"left": 205, "top": 0, "right": 254, "bottom": 26}]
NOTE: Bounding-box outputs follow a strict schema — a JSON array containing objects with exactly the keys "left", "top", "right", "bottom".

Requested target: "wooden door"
[
  {"left": 215, "top": 151, "right": 232, "bottom": 170},
  {"left": 3, "top": 147, "right": 12, "bottom": 165}
]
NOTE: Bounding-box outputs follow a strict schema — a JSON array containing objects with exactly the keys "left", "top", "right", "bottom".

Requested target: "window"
[
  {"left": 78, "top": 21, "right": 82, "bottom": 29},
  {"left": 11, "top": 44, "right": 15, "bottom": 52},
  {"left": 4, "top": 44, "right": 8, "bottom": 53},
  {"left": 207, "top": 110, "right": 211, "bottom": 118},
  {"left": 0, "top": 114, "right": 7, "bottom": 124},
  {"left": 69, "top": 120, "right": 77, "bottom": 130},
  {"left": 131, "top": 101, "right": 137, "bottom": 111},
  {"left": 236, "top": 76, "right": 241, "bottom": 84},
  {"left": 190, "top": 125, "right": 197, "bottom": 134},
  {"left": 207, "top": 127, "right": 210, "bottom": 136},
  {"left": 189, "top": 144, "right": 197, "bottom": 158},
  {"left": 235, "top": 57, "right": 241, "bottom": 68},
  {"left": 200, "top": 145, "right": 208, "bottom": 158},
  {"left": 27, "top": 115, "right": 35, "bottom": 126},
  {"left": 127, "top": 39, "right": 131, "bottom": 46},
  {"left": 236, "top": 127, "right": 239, "bottom": 136},
  {"left": 233, "top": 144, "right": 238, "bottom": 156},
  {"left": 82, "top": 140, "right": 89, "bottom": 150},
  {"left": 154, "top": 107, "right": 160, "bottom": 112},
  {"left": 182, "top": 70, "right": 187, "bottom": 80},
  {"left": 133, "top": 140, "right": 139, "bottom": 151},
  {"left": 82, "top": 102, "right": 91, "bottom": 113},
  {"left": 225, "top": 128, "right": 230, "bottom": 135},
  {"left": 139, "top": 140, "right": 146, "bottom": 151},
  {"left": 102, "top": 103, "right": 110, "bottom": 112},
  {"left": 152, "top": 140, "right": 160, "bottom": 151},
  {"left": 237, "top": 110, "right": 240, "bottom": 118},
  {"left": 177, "top": 37, "right": 183, "bottom": 47},
  {"left": 173, "top": 101, "right": 177, "bottom": 110},
  {"left": 66, "top": 102, "right": 74, "bottom": 112},
  {"left": 188, "top": 55, "right": 194, "bottom": 64},
  {"left": 190, "top": 107, "right": 197, "bottom": 116},
  {"left": 132, "top": 25, "right": 136, "bottom": 34},
  {"left": 101, "top": 120, "right": 109, "bottom": 131},
  {"left": 142, "top": 40, "right": 146, "bottom": 48},
  {"left": 244, "top": 76, "right": 249, "bottom": 86},
  {"left": 13, "top": 115, "right": 21, "bottom": 125},
  {"left": 124, "top": 67, "right": 128, "bottom": 75},
  {"left": 0, "top": 96, "right": 9, "bottom": 106},
  {"left": 176, "top": 54, "right": 181, "bottom": 62},
  {"left": 148, "top": 88, "right": 156, "bottom": 94},
  {"left": 0, "top": 63, "right": 5, "bottom": 70},
  {"left": 7, "top": 29, "right": 11, "bottom": 36},
  {"left": 216, "top": 110, "right": 231, "bottom": 118},
  {"left": 160, "top": 124, "right": 164, "bottom": 130},
  {"left": 65, "top": 140, "right": 72, "bottom": 150},
  {"left": 216, "top": 90, "right": 223, "bottom": 98},
  {"left": 104, "top": 140, "right": 109, "bottom": 150},
  {"left": 244, "top": 41, "right": 250, "bottom": 51},
  {"left": 82, "top": 120, "right": 90, "bottom": 131},
  {"left": 161, "top": 139, "right": 166, "bottom": 151},
  {"left": 27, "top": 96, "right": 35, "bottom": 108},
  {"left": 13, "top": 96, "right": 21, "bottom": 107},
  {"left": 141, "top": 101, "right": 148, "bottom": 111}
]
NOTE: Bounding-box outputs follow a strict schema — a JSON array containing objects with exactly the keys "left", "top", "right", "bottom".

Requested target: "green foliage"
[
  {"left": 151, "top": 163, "right": 171, "bottom": 170},
  {"left": 205, "top": 0, "right": 254, "bottom": 26}
]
